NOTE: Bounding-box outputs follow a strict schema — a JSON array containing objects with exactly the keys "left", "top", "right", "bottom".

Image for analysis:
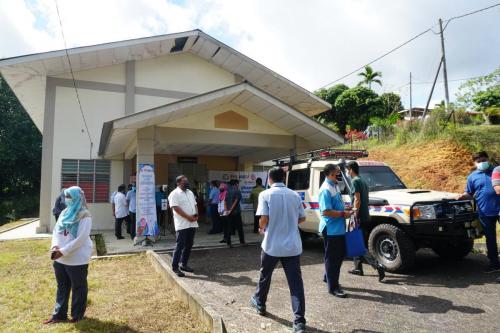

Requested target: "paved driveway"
[{"left": 162, "top": 239, "right": 500, "bottom": 333}]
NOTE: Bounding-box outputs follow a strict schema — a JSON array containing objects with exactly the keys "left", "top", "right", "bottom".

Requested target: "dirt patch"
[{"left": 364, "top": 139, "right": 475, "bottom": 193}]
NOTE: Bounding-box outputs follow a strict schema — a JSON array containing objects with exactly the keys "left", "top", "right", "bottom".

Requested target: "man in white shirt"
[
  {"left": 113, "top": 184, "right": 128, "bottom": 240},
  {"left": 168, "top": 175, "right": 198, "bottom": 277}
]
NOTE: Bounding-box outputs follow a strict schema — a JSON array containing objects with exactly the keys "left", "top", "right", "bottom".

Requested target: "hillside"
[{"left": 358, "top": 125, "right": 500, "bottom": 193}]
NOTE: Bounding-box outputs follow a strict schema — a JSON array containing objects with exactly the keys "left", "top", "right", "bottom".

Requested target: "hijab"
[
  {"left": 56, "top": 186, "right": 91, "bottom": 238},
  {"left": 218, "top": 182, "right": 228, "bottom": 201}
]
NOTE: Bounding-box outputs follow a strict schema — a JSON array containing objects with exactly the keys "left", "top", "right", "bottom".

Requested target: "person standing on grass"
[
  {"left": 225, "top": 179, "right": 246, "bottom": 246},
  {"left": 126, "top": 183, "right": 137, "bottom": 240},
  {"left": 346, "top": 161, "right": 385, "bottom": 281},
  {"left": 168, "top": 175, "right": 198, "bottom": 277},
  {"left": 207, "top": 180, "right": 222, "bottom": 234},
  {"left": 44, "top": 186, "right": 92, "bottom": 325},
  {"left": 319, "top": 164, "right": 353, "bottom": 298},
  {"left": 52, "top": 188, "right": 66, "bottom": 222},
  {"left": 248, "top": 177, "right": 265, "bottom": 233},
  {"left": 250, "top": 167, "right": 307, "bottom": 333},
  {"left": 456, "top": 151, "right": 500, "bottom": 273},
  {"left": 113, "top": 184, "right": 128, "bottom": 240}
]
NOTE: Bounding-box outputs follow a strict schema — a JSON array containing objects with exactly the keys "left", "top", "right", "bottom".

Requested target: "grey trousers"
[{"left": 52, "top": 261, "right": 88, "bottom": 320}]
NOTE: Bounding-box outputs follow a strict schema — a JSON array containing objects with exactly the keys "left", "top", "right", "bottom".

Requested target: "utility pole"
[
  {"left": 409, "top": 72, "right": 412, "bottom": 124},
  {"left": 439, "top": 18, "right": 454, "bottom": 124}
]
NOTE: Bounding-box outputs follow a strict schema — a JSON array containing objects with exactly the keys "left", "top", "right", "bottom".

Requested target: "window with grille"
[{"left": 61, "top": 159, "right": 111, "bottom": 203}]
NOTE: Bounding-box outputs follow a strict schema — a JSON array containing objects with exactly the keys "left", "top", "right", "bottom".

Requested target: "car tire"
[
  {"left": 431, "top": 240, "right": 474, "bottom": 260},
  {"left": 368, "top": 223, "right": 416, "bottom": 273}
]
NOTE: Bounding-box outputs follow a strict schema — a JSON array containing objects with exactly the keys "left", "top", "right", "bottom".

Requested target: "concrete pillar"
[{"left": 136, "top": 127, "right": 155, "bottom": 223}]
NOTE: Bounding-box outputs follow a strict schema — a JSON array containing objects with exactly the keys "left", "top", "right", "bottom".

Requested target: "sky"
[{"left": 1, "top": 0, "right": 499, "bottom": 108}]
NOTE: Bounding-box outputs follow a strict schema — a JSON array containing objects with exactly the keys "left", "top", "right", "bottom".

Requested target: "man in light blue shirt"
[
  {"left": 250, "top": 167, "right": 306, "bottom": 333},
  {"left": 126, "top": 183, "right": 136, "bottom": 240},
  {"left": 207, "top": 180, "right": 222, "bottom": 234}
]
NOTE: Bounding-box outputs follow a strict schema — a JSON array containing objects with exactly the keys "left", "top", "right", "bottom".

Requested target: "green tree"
[
  {"left": 334, "top": 86, "right": 384, "bottom": 132},
  {"left": 314, "top": 84, "right": 349, "bottom": 125},
  {"left": 456, "top": 68, "right": 500, "bottom": 108},
  {"left": 357, "top": 65, "right": 382, "bottom": 89},
  {"left": 380, "top": 92, "right": 404, "bottom": 116}
]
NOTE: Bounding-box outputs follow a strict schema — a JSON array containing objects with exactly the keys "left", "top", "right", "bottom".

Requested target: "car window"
[
  {"left": 287, "top": 169, "right": 310, "bottom": 190},
  {"left": 319, "top": 171, "right": 350, "bottom": 195},
  {"left": 358, "top": 166, "right": 406, "bottom": 191}
]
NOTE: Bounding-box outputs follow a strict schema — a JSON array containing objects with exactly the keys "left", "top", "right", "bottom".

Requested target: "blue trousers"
[
  {"left": 172, "top": 227, "right": 196, "bottom": 269},
  {"left": 254, "top": 251, "right": 306, "bottom": 325},
  {"left": 322, "top": 229, "right": 346, "bottom": 292},
  {"left": 52, "top": 261, "right": 88, "bottom": 320},
  {"left": 479, "top": 215, "right": 499, "bottom": 266},
  {"left": 209, "top": 204, "right": 222, "bottom": 233}
]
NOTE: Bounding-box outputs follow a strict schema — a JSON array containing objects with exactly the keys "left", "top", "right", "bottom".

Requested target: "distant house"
[{"left": 398, "top": 107, "right": 431, "bottom": 121}]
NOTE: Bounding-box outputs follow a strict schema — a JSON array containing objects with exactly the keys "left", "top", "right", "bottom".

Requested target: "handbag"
[{"left": 345, "top": 215, "right": 367, "bottom": 258}]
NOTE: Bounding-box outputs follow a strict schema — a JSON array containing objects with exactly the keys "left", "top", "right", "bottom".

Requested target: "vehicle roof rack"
[{"left": 273, "top": 148, "right": 369, "bottom": 167}]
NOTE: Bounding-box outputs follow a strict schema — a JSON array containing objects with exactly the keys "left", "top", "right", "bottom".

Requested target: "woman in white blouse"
[{"left": 44, "top": 186, "right": 93, "bottom": 325}]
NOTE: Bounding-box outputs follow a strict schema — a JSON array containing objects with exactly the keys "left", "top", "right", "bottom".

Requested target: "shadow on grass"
[{"left": 74, "top": 317, "right": 140, "bottom": 332}]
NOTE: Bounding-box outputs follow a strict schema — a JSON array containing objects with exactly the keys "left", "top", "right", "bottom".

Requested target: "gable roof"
[{"left": 0, "top": 29, "right": 330, "bottom": 131}]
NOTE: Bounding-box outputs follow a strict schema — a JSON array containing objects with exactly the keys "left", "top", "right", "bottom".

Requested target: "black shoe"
[
  {"left": 250, "top": 296, "right": 266, "bottom": 316},
  {"left": 330, "top": 287, "right": 347, "bottom": 298},
  {"left": 117, "top": 236, "right": 125, "bottom": 240},
  {"left": 485, "top": 264, "right": 500, "bottom": 273},
  {"left": 172, "top": 268, "right": 185, "bottom": 277},
  {"left": 219, "top": 239, "right": 226, "bottom": 243},
  {"left": 179, "top": 265, "right": 194, "bottom": 273},
  {"left": 348, "top": 269, "right": 364, "bottom": 276},
  {"left": 293, "top": 322, "right": 306, "bottom": 333},
  {"left": 377, "top": 265, "right": 386, "bottom": 282}
]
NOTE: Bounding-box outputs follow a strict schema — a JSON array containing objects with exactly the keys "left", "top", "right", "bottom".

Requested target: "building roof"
[
  {"left": 0, "top": 29, "right": 330, "bottom": 131},
  {"left": 99, "top": 82, "right": 343, "bottom": 158}
]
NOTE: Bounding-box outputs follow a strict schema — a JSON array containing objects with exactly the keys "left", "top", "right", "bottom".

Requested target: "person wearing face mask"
[
  {"left": 126, "top": 183, "right": 137, "bottom": 240},
  {"left": 168, "top": 175, "right": 198, "bottom": 277},
  {"left": 456, "top": 151, "right": 500, "bottom": 273},
  {"left": 319, "top": 164, "right": 353, "bottom": 298},
  {"left": 44, "top": 186, "right": 92, "bottom": 324}
]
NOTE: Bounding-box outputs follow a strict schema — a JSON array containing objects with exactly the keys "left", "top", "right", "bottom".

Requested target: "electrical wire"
[{"left": 54, "top": 0, "right": 94, "bottom": 158}]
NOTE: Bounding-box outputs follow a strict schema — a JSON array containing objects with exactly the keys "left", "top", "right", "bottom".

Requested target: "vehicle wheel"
[
  {"left": 368, "top": 224, "right": 416, "bottom": 273},
  {"left": 299, "top": 229, "right": 316, "bottom": 242},
  {"left": 431, "top": 240, "right": 474, "bottom": 260}
]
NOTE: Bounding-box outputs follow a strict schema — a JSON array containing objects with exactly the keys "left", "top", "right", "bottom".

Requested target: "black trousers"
[
  {"left": 52, "top": 261, "right": 88, "bottom": 320},
  {"left": 115, "top": 216, "right": 127, "bottom": 238},
  {"left": 322, "top": 229, "right": 345, "bottom": 292},
  {"left": 254, "top": 251, "right": 306, "bottom": 325},
  {"left": 353, "top": 222, "right": 380, "bottom": 271},
  {"left": 253, "top": 211, "right": 260, "bottom": 233},
  {"left": 209, "top": 204, "right": 223, "bottom": 233},
  {"left": 224, "top": 213, "right": 245, "bottom": 244},
  {"left": 127, "top": 212, "right": 136, "bottom": 239},
  {"left": 172, "top": 227, "right": 196, "bottom": 269}
]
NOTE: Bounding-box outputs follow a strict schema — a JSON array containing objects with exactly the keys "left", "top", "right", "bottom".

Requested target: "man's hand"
[
  {"left": 258, "top": 228, "right": 265, "bottom": 235},
  {"left": 344, "top": 210, "right": 353, "bottom": 218},
  {"left": 51, "top": 245, "right": 60, "bottom": 251},
  {"left": 189, "top": 215, "right": 198, "bottom": 222}
]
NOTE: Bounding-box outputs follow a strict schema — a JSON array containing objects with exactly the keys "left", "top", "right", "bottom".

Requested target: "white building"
[{"left": 0, "top": 30, "right": 342, "bottom": 232}]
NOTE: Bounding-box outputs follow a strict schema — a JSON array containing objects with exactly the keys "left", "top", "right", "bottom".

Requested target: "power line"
[
  {"left": 317, "top": 2, "right": 500, "bottom": 89},
  {"left": 54, "top": 0, "right": 94, "bottom": 158}
]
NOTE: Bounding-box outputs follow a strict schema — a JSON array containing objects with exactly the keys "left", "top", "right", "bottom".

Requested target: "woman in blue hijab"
[{"left": 44, "top": 186, "right": 93, "bottom": 325}]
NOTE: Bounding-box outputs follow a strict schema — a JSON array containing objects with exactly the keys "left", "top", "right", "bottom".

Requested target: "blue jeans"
[
  {"left": 172, "top": 227, "right": 196, "bottom": 269},
  {"left": 254, "top": 251, "right": 306, "bottom": 325},
  {"left": 52, "top": 261, "right": 88, "bottom": 320},
  {"left": 479, "top": 215, "right": 499, "bottom": 266}
]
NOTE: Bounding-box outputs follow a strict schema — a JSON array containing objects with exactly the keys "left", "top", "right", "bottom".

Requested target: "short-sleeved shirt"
[
  {"left": 155, "top": 191, "right": 165, "bottom": 207},
  {"left": 493, "top": 166, "right": 500, "bottom": 187},
  {"left": 351, "top": 176, "right": 370, "bottom": 222},
  {"left": 113, "top": 192, "right": 128, "bottom": 218},
  {"left": 256, "top": 182, "right": 305, "bottom": 257},
  {"left": 168, "top": 188, "right": 198, "bottom": 231},
  {"left": 466, "top": 168, "right": 500, "bottom": 217},
  {"left": 249, "top": 186, "right": 265, "bottom": 211},
  {"left": 209, "top": 187, "right": 220, "bottom": 205},
  {"left": 319, "top": 179, "right": 346, "bottom": 236},
  {"left": 225, "top": 187, "right": 242, "bottom": 214},
  {"left": 126, "top": 190, "right": 136, "bottom": 213}
]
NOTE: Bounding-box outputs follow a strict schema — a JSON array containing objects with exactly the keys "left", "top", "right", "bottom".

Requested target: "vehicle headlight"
[{"left": 413, "top": 205, "right": 436, "bottom": 220}]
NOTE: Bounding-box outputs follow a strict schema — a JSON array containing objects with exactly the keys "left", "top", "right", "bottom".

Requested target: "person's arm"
[
  {"left": 319, "top": 189, "right": 351, "bottom": 218},
  {"left": 256, "top": 192, "right": 269, "bottom": 233},
  {"left": 456, "top": 177, "right": 474, "bottom": 200},
  {"left": 55, "top": 217, "right": 92, "bottom": 258},
  {"left": 352, "top": 180, "right": 361, "bottom": 216},
  {"left": 51, "top": 225, "right": 59, "bottom": 250},
  {"left": 228, "top": 192, "right": 241, "bottom": 214},
  {"left": 298, "top": 195, "right": 306, "bottom": 224},
  {"left": 172, "top": 206, "right": 196, "bottom": 222}
]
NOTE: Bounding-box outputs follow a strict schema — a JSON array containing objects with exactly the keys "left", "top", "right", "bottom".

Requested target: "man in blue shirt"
[
  {"left": 126, "top": 183, "right": 136, "bottom": 240},
  {"left": 250, "top": 167, "right": 306, "bottom": 333},
  {"left": 225, "top": 179, "right": 245, "bottom": 246},
  {"left": 319, "top": 164, "right": 352, "bottom": 298},
  {"left": 207, "top": 180, "right": 222, "bottom": 234},
  {"left": 457, "top": 151, "right": 500, "bottom": 272}
]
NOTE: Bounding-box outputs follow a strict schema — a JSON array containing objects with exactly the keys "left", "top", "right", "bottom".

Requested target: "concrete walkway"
[{"left": 0, "top": 220, "right": 51, "bottom": 241}]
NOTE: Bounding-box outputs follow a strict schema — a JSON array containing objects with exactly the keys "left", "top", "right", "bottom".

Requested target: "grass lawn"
[{"left": 0, "top": 239, "right": 208, "bottom": 333}]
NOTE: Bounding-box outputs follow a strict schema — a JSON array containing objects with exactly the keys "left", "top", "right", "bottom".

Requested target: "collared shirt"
[
  {"left": 225, "top": 187, "right": 242, "bottom": 214},
  {"left": 113, "top": 192, "right": 129, "bottom": 218},
  {"left": 249, "top": 186, "right": 265, "bottom": 211},
  {"left": 209, "top": 187, "right": 220, "bottom": 205},
  {"left": 126, "top": 190, "right": 136, "bottom": 213},
  {"left": 168, "top": 187, "right": 198, "bottom": 231},
  {"left": 256, "top": 182, "right": 305, "bottom": 257},
  {"left": 51, "top": 216, "right": 93, "bottom": 266},
  {"left": 466, "top": 168, "right": 500, "bottom": 216},
  {"left": 318, "top": 178, "right": 346, "bottom": 236}
]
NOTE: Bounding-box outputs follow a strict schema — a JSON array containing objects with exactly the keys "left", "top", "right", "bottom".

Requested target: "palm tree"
[{"left": 357, "top": 65, "right": 382, "bottom": 89}]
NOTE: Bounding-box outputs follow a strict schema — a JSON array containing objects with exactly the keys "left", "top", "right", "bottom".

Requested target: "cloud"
[{"left": 1, "top": 0, "right": 499, "bottom": 107}]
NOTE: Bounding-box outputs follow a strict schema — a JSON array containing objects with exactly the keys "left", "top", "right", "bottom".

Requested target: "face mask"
[
  {"left": 476, "top": 161, "right": 490, "bottom": 171},
  {"left": 65, "top": 198, "right": 73, "bottom": 206},
  {"left": 181, "top": 182, "right": 190, "bottom": 190}
]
